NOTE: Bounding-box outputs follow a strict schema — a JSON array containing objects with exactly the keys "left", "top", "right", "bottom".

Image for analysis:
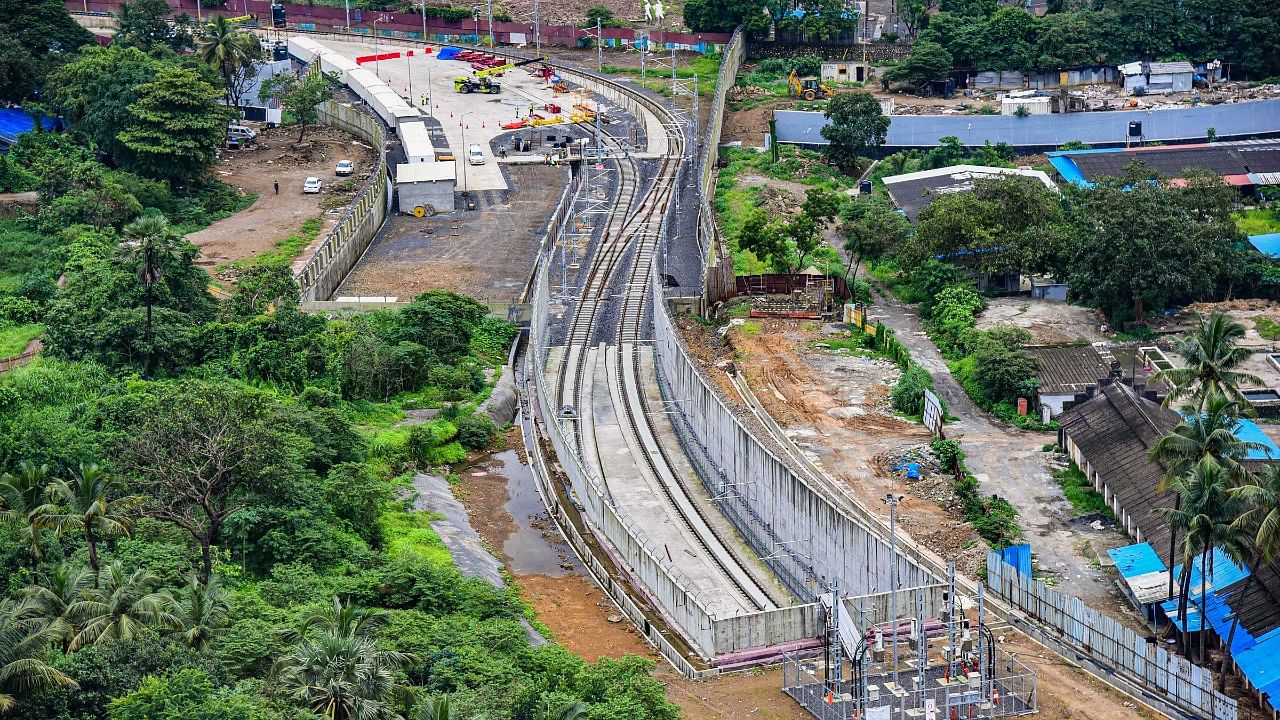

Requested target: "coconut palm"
[
  {"left": 1157, "top": 459, "right": 1248, "bottom": 660},
  {"left": 0, "top": 596, "right": 78, "bottom": 713},
  {"left": 556, "top": 702, "right": 588, "bottom": 720},
  {"left": 20, "top": 562, "right": 93, "bottom": 652},
  {"left": 170, "top": 573, "right": 230, "bottom": 651},
  {"left": 0, "top": 461, "right": 55, "bottom": 563},
  {"left": 198, "top": 15, "right": 262, "bottom": 108},
  {"left": 66, "top": 562, "right": 180, "bottom": 650},
  {"left": 117, "top": 215, "right": 183, "bottom": 379},
  {"left": 415, "top": 695, "right": 454, "bottom": 720},
  {"left": 1149, "top": 392, "right": 1257, "bottom": 598},
  {"left": 1157, "top": 312, "right": 1262, "bottom": 410},
  {"left": 42, "top": 463, "right": 141, "bottom": 583},
  {"left": 275, "top": 597, "right": 416, "bottom": 720},
  {"left": 1219, "top": 463, "right": 1280, "bottom": 686}
]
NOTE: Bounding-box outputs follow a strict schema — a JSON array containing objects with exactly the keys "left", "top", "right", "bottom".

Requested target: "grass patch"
[
  {"left": 0, "top": 322, "right": 42, "bottom": 358},
  {"left": 0, "top": 220, "right": 56, "bottom": 293},
  {"left": 737, "top": 320, "right": 763, "bottom": 338},
  {"left": 1234, "top": 208, "right": 1280, "bottom": 236},
  {"left": 1054, "top": 462, "right": 1113, "bottom": 517},
  {"left": 1257, "top": 316, "right": 1280, "bottom": 341},
  {"left": 381, "top": 510, "right": 453, "bottom": 566},
  {"left": 234, "top": 216, "right": 324, "bottom": 269}
]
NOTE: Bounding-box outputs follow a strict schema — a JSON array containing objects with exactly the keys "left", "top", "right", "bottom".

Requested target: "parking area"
[{"left": 314, "top": 37, "right": 609, "bottom": 191}]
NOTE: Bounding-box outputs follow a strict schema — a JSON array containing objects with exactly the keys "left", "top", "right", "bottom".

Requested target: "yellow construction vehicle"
[
  {"left": 454, "top": 57, "right": 545, "bottom": 94},
  {"left": 788, "top": 70, "right": 835, "bottom": 101}
]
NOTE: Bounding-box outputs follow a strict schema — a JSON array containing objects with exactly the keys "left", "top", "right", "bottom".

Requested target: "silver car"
[{"left": 303, "top": 177, "right": 322, "bottom": 193}]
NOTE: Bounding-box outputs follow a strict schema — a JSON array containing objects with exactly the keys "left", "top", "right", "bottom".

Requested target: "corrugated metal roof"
[
  {"left": 1147, "top": 61, "right": 1195, "bottom": 75},
  {"left": 1109, "top": 542, "right": 1166, "bottom": 578}
]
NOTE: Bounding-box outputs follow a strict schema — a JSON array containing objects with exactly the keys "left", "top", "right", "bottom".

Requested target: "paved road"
[{"left": 864, "top": 281, "right": 1138, "bottom": 610}]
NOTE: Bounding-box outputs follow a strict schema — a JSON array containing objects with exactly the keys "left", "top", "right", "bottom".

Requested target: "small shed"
[
  {"left": 820, "top": 61, "right": 870, "bottom": 84},
  {"left": 1146, "top": 61, "right": 1195, "bottom": 92},
  {"left": 395, "top": 162, "right": 455, "bottom": 215},
  {"left": 1029, "top": 276, "right": 1067, "bottom": 301},
  {"left": 1001, "top": 96, "right": 1052, "bottom": 116}
]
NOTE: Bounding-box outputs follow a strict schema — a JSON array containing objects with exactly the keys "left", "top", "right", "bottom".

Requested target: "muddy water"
[{"left": 485, "top": 448, "right": 581, "bottom": 576}]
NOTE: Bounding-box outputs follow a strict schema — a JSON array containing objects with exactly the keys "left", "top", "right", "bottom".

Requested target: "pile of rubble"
[{"left": 728, "top": 84, "right": 773, "bottom": 103}]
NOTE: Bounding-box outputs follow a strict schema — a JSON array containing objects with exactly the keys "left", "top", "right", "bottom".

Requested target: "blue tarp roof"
[
  {"left": 1109, "top": 542, "right": 1166, "bottom": 579},
  {"left": 1160, "top": 547, "right": 1250, "bottom": 631},
  {"left": 0, "top": 109, "right": 57, "bottom": 144},
  {"left": 1234, "top": 418, "right": 1279, "bottom": 459},
  {"left": 1248, "top": 233, "right": 1280, "bottom": 259}
]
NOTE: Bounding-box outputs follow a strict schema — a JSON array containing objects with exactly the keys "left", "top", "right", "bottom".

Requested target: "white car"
[
  {"left": 335, "top": 160, "right": 354, "bottom": 176},
  {"left": 468, "top": 144, "right": 486, "bottom": 165},
  {"left": 303, "top": 177, "right": 322, "bottom": 193}
]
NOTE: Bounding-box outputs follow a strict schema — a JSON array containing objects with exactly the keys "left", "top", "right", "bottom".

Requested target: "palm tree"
[
  {"left": 199, "top": 16, "right": 261, "bottom": 108},
  {"left": 21, "top": 563, "right": 93, "bottom": 652},
  {"left": 117, "top": 215, "right": 182, "bottom": 379},
  {"left": 0, "top": 597, "right": 78, "bottom": 713},
  {"left": 1220, "top": 464, "right": 1280, "bottom": 687},
  {"left": 290, "top": 596, "right": 389, "bottom": 643},
  {"left": 0, "top": 461, "right": 55, "bottom": 563},
  {"left": 1149, "top": 392, "right": 1257, "bottom": 599},
  {"left": 1157, "top": 459, "right": 1247, "bottom": 660},
  {"left": 42, "top": 463, "right": 141, "bottom": 584},
  {"left": 556, "top": 702, "right": 588, "bottom": 720},
  {"left": 416, "top": 695, "right": 454, "bottom": 720},
  {"left": 66, "top": 562, "right": 180, "bottom": 650},
  {"left": 170, "top": 573, "right": 229, "bottom": 651},
  {"left": 1157, "top": 312, "right": 1262, "bottom": 410}
]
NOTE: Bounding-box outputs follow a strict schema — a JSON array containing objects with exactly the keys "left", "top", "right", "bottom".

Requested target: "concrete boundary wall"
[
  {"left": 699, "top": 28, "right": 742, "bottom": 305},
  {"left": 651, "top": 266, "right": 938, "bottom": 608},
  {"left": 297, "top": 100, "right": 389, "bottom": 301},
  {"left": 774, "top": 100, "right": 1280, "bottom": 149}
]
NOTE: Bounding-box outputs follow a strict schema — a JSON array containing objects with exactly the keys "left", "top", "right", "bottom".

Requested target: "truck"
[{"left": 453, "top": 56, "right": 545, "bottom": 94}]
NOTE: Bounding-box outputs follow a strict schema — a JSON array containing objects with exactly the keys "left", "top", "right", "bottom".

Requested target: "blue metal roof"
[
  {"left": 1234, "top": 418, "right": 1280, "bottom": 459},
  {"left": 1160, "top": 547, "right": 1250, "bottom": 631},
  {"left": 1248, "top": 233, "right": 1280, "bottom": 258},
  {"left": 1232, "top": 627, "right": 1280, "bottom": 701},
  {"left": 1109, "top": 542, "right": 1166, "bottom": 579}
]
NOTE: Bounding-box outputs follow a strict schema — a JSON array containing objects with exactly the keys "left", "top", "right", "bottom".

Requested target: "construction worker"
[{"left": 273, "top": 179, "right": 279, "bottom": 195}]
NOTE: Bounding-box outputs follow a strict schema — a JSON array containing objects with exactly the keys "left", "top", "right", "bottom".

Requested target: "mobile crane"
[{"left": 454, "top": 56, "right": 546, "bottom": 94}]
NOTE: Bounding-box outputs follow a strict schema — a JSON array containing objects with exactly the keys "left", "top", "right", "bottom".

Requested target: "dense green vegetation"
[
  {"left": 929, "top": 439, "right": 1022, "bottom": 547},
  {"left": 1054, "top": 463, "right": 1113, "bottom": 518}
]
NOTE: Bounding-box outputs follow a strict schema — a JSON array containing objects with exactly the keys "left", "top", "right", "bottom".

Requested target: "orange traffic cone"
[{"left": 825, "top": 691, "right": 834, "bottom": 705}]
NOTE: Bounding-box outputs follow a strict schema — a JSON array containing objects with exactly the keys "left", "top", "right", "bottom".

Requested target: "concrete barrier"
[{"left": 296, "top": 101, "right": 389, "bottom": 301}]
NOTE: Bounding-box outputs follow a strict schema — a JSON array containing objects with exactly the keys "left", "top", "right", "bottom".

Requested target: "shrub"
[
  {"left": 757, "top": 58, "right": 790, "bottom": 74},
  {"left": 791, "top": 54, "right": 823, "bottom": 77},
  {"left": 891, "top": 365, "right": 934, "bottom": 415},
  {"left": 457, "top": 413, "right": 497, "bottom": 451},
  {"left": 930, "top": 438, "right": 963, "bottom": 474}
]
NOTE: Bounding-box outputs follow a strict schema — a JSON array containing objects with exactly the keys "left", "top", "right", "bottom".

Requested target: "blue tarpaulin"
[
  {"left": 0, "top": 109, "right": 57, "bottom": 144},
  {"left": 1160, "top": 546, "right": 1250, "bottom": 632},
  {"left": 1108, "top": 542, "right": 1165, "bottom": 579},
  {"left": 436, "top": 46, "right": 463, "bottom": 61},
  {"left": 1249, "top": 233, "right": 1280, "bottom": 258},
  {"left": 1000, "top": 544, "right": 1032, "bottom": 579}
]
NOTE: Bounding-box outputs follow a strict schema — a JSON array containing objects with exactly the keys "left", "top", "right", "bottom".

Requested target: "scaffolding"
[{"left": 784, "top": 566, "right": 1037, "bottom": 720}]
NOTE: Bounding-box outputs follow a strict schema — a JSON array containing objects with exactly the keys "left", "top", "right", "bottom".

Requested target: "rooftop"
[
  {"left": 1049, "top": 141, "right": 1280, "bottom": 187},
  {"left": 881, "top": 165, "right": 1057, "bottom": 222}
]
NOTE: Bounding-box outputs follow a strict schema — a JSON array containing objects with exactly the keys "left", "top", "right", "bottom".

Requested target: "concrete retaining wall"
[
  {"left": 296, "top": 101, "right": 389, "bottom": 301},
  {"left": 774, "top": 99, "right": 1280, "bottom": 149},
  {"left": 699, "top": 28, "right": 742, "bottom": 306}
]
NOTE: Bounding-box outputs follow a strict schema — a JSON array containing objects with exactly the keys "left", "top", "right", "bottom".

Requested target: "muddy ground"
[
  {"left": 976, "top": 297, "right": 1109, "bottom": 346},
  {"left": 189, "top": 125, "right": 375, "bottom": 275}
]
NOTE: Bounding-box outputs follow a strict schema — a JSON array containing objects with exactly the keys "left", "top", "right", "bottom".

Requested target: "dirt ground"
[
  {"left": 188, "top": 125, "right": 375, "bottom": 275},
  {"left": 335, "top": 164, "right": 566, "bottom": 303},
  {"left": 976, "top": 297, "right": 1109, "bottom": 346}
]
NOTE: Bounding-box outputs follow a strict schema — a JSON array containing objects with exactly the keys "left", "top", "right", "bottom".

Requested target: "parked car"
[
  {"left": 468, "top": 144, "right": 486, "bottom": 165},
  {"left": 303, "top": 177, "right": 322, "bottom": 193},
  {"left": 227, "top": 124, "right": 257, "bottom": 142},
  {"left": 335, "top": 160, "right": 354, "bottom": 176}
]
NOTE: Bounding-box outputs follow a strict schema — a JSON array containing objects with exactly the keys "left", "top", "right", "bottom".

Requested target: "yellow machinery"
[
  {"left": 788, "top": 70, "right": 835, "bottom": 101},
  {"left": 454, "top": 56, "right": 545, "bottom": 94}
]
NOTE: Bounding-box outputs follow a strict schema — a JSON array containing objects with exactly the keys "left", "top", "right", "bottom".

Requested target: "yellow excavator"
[
  {"left": 788, "top": 70, "right": 835, "bottom": 101},
  {"left": 454, "top": 56, "right": 545, "bottom": 94}
]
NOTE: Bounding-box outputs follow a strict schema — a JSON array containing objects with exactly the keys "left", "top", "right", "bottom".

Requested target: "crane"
[{"left": 454, "top": 57, "right": 546, "bottom": 94}]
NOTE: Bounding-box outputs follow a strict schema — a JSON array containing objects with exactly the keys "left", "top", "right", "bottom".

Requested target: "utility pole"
[
  {"left": 884, "top": 493, "right": 904, "bottom": 691},
  {"left": 345, "top": 0, "right": 351, "bottom": 31},
  {"left": 596, "top": 18, "right": 603, "bottom": 72},
  {"left": 487, "top": 0, "right": 494, "bottom": 48},
  {"left": 639, "top": 32, "right": 646, "bottom": 85},
  {"left": 420, "top": 0, "right": 427, "bottom": 40},
  {"left": 533, "top": 0, "right": 541, "bottom": 57}
]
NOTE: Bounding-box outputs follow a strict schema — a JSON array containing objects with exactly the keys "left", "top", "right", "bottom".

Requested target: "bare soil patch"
[
  {"left": 976, "top": 297, "right": 1108, "bottom": 346},
  {"left": 188, "top": 125, "right": 375, "bottom": 272}
]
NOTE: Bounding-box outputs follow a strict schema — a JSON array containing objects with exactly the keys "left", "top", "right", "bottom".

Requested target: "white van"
[
  {"left": 227, "top": 124, "right": 257, "bottom": 142},
  {"left": 467, "top": 144, "right": 486, "bottom": 165}
]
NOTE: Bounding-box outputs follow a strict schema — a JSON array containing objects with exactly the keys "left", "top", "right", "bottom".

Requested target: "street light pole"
[
  {"left": 345, "top": 0, "right": 351, "bottom": 31},
  {"left": 420, "top": 0, "right": 427, "bottom": 40},
  {"left": 486, "top": 0, "right": 494, "bottom": 48},
  {"left": 883, "top": 493, "right": 904, "bottom": 690},
  {"left": 533, "top": 0, "right": 541, "bottom": 57}
]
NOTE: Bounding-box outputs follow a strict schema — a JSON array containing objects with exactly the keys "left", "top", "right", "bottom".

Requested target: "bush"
[
  {"left": 931, "top": 438, "right": 963, "bottom": 474},
  {"left": 756, "top": 58, "right": 790, "bottom": 74},
  {"left": 891, "top": 364, "right": 934, "bottom": 415},
  {"left": 457, "top": 413, "right": 497, "bottom": 451},
  {"left": 928, "top": 285, "right": 985, "bottom": 356},
  {"left": 791, "top": 54, "right": 823, "bottom": 77}
]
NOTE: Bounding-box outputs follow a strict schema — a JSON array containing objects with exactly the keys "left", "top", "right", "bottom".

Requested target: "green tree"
[
  {"left": 20, "top": 562, "right": 93, "bottom": 652},
  {"left": 48, "top": 46, "right": 164, "bottom": 169},
  {"left": 1224, "top": 463, "right": 1280, "bottom": 688},
  {"left": 109, "top": 668, "right": 294, "bottom": 720},
  {"left": 682, "top": 0, "right": 774, "bottom": 34},
  {"left": 0, "top": 31, "right": 38, "bottom": 103},
  {"left": 117, "top": 66, "right": 228, "bottom": 186},
  {"left": 820, "top": 92, "right": 889, "bottom": 175},
  {"left": 260, "top": 70, "right": 339, "bottom": 145},
  {"left": 67, "top": 562, "right": 180, "bottom": 650},
  {"left": 1156, "top": 312, "right": 1262, "bottom": 410},
  {"left": 0, "top": 0, "right": 95, "bottom": 81},
  {"left": 883, "top": 42, "right": 953, "bottom": 87},
  {"left": 117, "top": 215, "right": 185, "bottom": 379},
  {"left": 0, "top": 461, "right": 54, "bottom": 563},
  {"left": 274, "top": 598, "right": 417, "bottom": 720},
  {"left": 899, "top": 0, "right": 936, "bottom": 38},
  {"left": 43, "top": 463, "right": 142, "bottom": 583},
  {"left": 169, "top": 574, "right": 229, "bottom": 651},
  {"left": 198, "top": 16, "right": 263, "bottom": 109},
  {"left": 113, "top": 0, "right": 176, "bottom": 52},
  {"left": 840, "top": 197, "right": 911, "bottom": 281},
  {"left": 0, "top": 597, "right": 78, "bottom": 714},
  {"left": 415, "top": 695, "right": 454, "bottom": 720},
  {"left": 969, "top": 326, "right": 1038, "bottom": 405}
]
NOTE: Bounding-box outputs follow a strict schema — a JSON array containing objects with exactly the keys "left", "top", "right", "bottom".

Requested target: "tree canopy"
[{"left": 820, "top": 92, "right": 889, "bottom": 175}]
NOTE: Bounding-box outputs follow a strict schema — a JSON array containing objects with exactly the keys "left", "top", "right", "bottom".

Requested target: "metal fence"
[
  {"left": 986, "top": 553, "right": 1238, "bottom": 720},
  {"left": 296, "top": 100, "right": 389, "bottom": 301}
]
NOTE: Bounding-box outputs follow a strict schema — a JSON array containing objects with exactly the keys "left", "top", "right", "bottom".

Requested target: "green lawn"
[
  {"left": 0, "top": 322, "right": 42, "bottom": 358},
  {"left": 1235, "top": 208, "right": 1280, "bottom": 236}
]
